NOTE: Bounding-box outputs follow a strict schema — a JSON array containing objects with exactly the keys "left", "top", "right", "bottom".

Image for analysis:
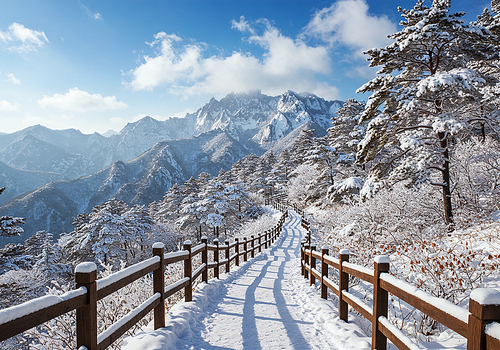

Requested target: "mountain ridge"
[{"left": 0, "top": 90, "right": 342, "bottom": 246}]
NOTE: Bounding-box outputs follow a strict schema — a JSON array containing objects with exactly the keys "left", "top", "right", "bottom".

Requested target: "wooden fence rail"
[
  {"left": 0, "top": 204, "right": 288, "bottom": 349},
  {"left": 297, "top": 211, "right": 500, "bottom": 350}
]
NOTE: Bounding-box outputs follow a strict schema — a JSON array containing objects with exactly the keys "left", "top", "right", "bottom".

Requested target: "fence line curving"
[
  {"left": 0, "top": 203, "right": 288, "bottom": 350},
  {"left": 293, "top": 207, "right": 500, "bottom": 350}
]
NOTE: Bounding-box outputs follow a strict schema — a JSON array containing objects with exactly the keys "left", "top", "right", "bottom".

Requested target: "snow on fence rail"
[
  {"left": 298, "top": 215, "right": 500, "bottom": 350},
  {"left": 0, "top": 203, "right": 288, "bottom": 350}
]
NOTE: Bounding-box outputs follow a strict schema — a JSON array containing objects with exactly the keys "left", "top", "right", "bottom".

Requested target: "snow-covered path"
[{"left": 123, "top": 210, "right": 371, "bottom": 350}]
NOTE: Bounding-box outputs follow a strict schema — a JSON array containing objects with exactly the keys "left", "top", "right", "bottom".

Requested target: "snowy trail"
[{"left": 123, "top": 210, "right": 370, "bottom": 350}]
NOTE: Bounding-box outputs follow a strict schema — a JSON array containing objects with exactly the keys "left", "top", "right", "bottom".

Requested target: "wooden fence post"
[
  {"left": 264, "top": 230, "right": 268, "bottom": 249},
  {"left": 235, "top": 237, "right": 240, "bottom": 266},
  {"left": 183, "top": 241, "right": 193, "bottom": 302},
  {"left": 310, "top": 244, "right": 317, "bottom": 286},
  {"left": 467, "top": 288, "right": 500, "bottom": 350},
  {"left": 304, "top": 243, "right": 310, "bottom": 279},
  {"left": 301, "top": 239, "right": 307, "bottom": 276},
  {"left": 225, "top": 239, "right": 230, "bottom": 273},
  {"left": 243, "top": 237, "right": 248, "bottom": 262},
  {"left": 201, "top": 236, "right": 208, "bottom": 283},
  {"left": 153, "top": 242, "right": 165, "bottom": 329},
  {"left": 75, "top": 262, "right": 98, "bottom": 350},
  {"left": 372, "top": 256, "right": 390, "bottom": 350},
  {"left": 214, "top": 239, "right": 219, "bottom": 279},
  {"left": 258, "top": 233, "right": 262, "bottom": 253},
  {"left": 321, "top": 246, "right": 329, "bottom": 299},
  {"left": 250, "top": 235, "right": 255, "bottom": 258},
  {"left": 339, "top": 249, "right": 349, "bottom": 322}
]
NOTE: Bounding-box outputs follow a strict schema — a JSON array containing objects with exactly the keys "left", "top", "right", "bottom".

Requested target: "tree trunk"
[{"left": 438, "top": 131, "right": 454, "bottom": 227}]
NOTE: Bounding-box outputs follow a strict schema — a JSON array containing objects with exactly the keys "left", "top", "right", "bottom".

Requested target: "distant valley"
[{"left": 0, "top": 90, "right": 342, "bottom": 246}]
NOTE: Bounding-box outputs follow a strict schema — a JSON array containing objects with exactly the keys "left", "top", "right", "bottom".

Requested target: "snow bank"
[
  {"left": 122, "top": 254, "right": 267, "bottom": 350},
  {"left": 123, "top": 211, "right": 371, "bottom": 350}
]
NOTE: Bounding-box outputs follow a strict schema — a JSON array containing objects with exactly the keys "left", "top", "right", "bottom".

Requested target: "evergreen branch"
[
  {"left": 395, "top": 125, "right": 434, "bottom": 133},
  {"left": 380, "top": 149, "right": 410, "bottom": 177}
]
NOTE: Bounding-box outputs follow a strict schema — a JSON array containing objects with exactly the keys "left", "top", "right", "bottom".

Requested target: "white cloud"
[
  {"left": 231, "top": 16, "right": 255, "bottom": 35},
  {"left": 302, "top": 0, "right": 396, "bottom": 58},
  {"left": 0, "top": 23, "right": 48, "bottom": 53},
  {"left": 169, "top": 108, "right": 195, "bottom": 119},
  {"left": 110, "top": 116, "right": 126, "bottom": 125},
  {"left": 5, "top": 73, "right": 20, "bottom": 85},
  {"left": 0, "top": 100, "right": 19, "bottom": 113},
  {"left": 127, "top": 21, "right": 339, "bottom": 99},
  {"left": 80, "top": 1, "right": 103, "bottom": 21},
  {"left": 131, "top": 110, "right": 195, "bottom": 123},
  {"left": 38, "top": 87, "right": 128, "bottom": 112}
]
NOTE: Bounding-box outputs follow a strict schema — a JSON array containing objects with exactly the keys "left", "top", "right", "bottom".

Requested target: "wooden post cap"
[
  {"left": 152, "top": 242, "right": 165, "bottom": 249},
  {"left": 75, "top": 262, "right": 97, "bottom": 284}
]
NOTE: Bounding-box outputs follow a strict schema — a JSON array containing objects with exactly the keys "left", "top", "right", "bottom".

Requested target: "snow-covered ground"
[{"left": 122, "top": 210, "right": 371, "bottom": 349}]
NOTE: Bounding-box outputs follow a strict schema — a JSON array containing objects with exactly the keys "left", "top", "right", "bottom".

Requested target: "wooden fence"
[
  {"left": 0, "top": 205, "right": 288, "bottom": 350},
  {"left": 299, "top": 218, "right": 500, "bottom": 350}
]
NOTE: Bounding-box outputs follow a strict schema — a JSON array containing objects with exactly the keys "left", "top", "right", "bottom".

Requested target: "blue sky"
[{"left": 0, "top": 0, "right": 489, "bottom": 134}]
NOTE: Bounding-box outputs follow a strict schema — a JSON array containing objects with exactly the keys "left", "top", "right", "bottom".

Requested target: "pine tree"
[
  {"left": 0, "top": 187, "right": 25, "bottom": 237},
  {"left": 356, "top": 0, "right": 499, "bottom": 226},
  {"left": 328, "top": 99, "right": 366, "bottom": 166},
  {"left": 62, "top": 199, "right": 149, "bottom": 267},
  {"left": 290, "top": 129, "right": 315, "bottom": 166}
]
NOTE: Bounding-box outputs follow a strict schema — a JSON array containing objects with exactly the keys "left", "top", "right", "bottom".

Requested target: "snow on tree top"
[{"left": 415, "top": 68, "right": 485, "bottom": 99}]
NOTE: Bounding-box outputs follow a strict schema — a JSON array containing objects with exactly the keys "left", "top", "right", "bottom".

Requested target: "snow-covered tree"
[
  {"left": 290, "top": 129, "right": 315, "bottom": 166},
  {"left": 356, "top": 0, "right": 500, "bottom": 226},
  {"left": 287, "top": 164, "right": 321, "bottom": 206},
  {"left": 0, "top": 187, "right": 25, "bottom": 237},
  {"left": 275, "top": 148, "right": 294, "bottom": 188},
  {"left": 62, "top": 199, "right": 150, "bottom": 268},
  {"left": 328, "top": 99, "right": 366, "bottom": 166},
  {"left": 150, "top": 183, "right": 182, "bottom": 224},
  {"left": 451, "top": 137, "right": 500, "bottom": 222}
]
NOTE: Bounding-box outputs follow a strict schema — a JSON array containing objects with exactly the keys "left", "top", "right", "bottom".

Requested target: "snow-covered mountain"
[
  {"left": 0, "top": 90, "right": 342, "bottom": 246},
  {"left": 0, "top": 161, "right": 64, "bottom": 203},
  {"left": 0, "top": 90, "right": 340, "bottom": 169},
  {"left": 0, "top": 135, "right": 95, "bottom": 179},
  {"left": 188, "top": 90, "right": 340, "bottom": 145},
  {"left": 0, "top": 130, "right": 249, "bottom": 245}
]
